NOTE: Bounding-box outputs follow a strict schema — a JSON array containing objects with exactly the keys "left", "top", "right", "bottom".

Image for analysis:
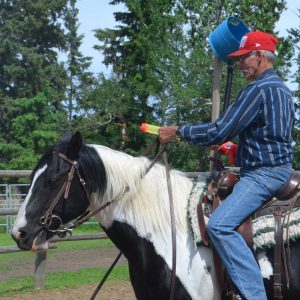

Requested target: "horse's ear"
[
  {"left": 67, "top": 131, "right": 83, "bottom": 159},
  {"left": 60, "top": 131, "right": 73, "bottom": 143}
]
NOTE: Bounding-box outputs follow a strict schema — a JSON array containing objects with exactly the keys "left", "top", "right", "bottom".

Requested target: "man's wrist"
[{"left": 175, "top": 127, "right": 182, "bottom": 140}]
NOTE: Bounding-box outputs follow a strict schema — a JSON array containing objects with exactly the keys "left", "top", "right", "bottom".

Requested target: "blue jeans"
[{"left": 206, "top": 164, "right": 292, "bottom": 300}]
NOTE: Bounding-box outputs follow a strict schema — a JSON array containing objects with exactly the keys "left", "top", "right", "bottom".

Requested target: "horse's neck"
[{"left": 93, "top": 146, "right": 194, "bottom": 239}]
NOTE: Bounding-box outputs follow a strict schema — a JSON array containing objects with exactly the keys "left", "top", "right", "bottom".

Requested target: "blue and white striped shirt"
[{"left": 179, "top": 68, "right": 295, "bottom": 167}]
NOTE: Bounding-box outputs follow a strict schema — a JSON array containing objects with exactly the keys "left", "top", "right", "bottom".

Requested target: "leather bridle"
[{"left": 39, "top": 153, "right": 87, "bottom": 233}]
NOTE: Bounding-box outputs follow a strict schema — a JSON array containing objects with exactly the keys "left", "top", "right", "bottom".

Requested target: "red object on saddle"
[{"left": 218, "top": 142, "right": 238, "bottom": 165}]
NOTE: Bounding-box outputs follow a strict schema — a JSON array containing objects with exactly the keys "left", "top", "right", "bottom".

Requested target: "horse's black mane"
[
  {"left": 78, "top": 145, "right": 107, "bottom": 195},
  {"left": 31, "top": 139, "right": 107, "bottom": 196}
]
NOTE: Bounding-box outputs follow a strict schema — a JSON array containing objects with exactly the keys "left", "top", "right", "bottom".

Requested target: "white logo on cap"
[
  {"left": 240, "top": 36, "right": 248, "bottom": 48},
  {"left": 255, "top": 43, "right": 261, "bottom": 47}
]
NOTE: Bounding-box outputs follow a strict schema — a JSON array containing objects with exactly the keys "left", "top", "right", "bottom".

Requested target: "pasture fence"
[
  {"left": 0, "top": 184, "right": 29, "bottom": 232},
  {"left": 0, "top": 170, "right": 31, "bottom": 233},
  {"left": 0, "top": 170, "right": 104, "bottom": 288},
  {"left": 0, "top": 170, "right": 211, "bottom": 289}
]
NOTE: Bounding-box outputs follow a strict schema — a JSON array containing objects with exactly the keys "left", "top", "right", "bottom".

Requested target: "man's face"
[{"left": 238, "top": 51, "right": 261, "bottom": 81}]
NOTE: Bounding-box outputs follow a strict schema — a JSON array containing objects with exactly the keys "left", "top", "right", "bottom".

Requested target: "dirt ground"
[
  {"left": 0, "top": 281, "right": 135, "bottom": 300},
  {"left": 0, "top": 246, "right": 136, "bottom": 300}
]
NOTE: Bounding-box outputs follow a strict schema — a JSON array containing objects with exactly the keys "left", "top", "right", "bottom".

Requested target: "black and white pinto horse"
[{"left": 12, "top": 132, "right": 300, "bottom": 299}]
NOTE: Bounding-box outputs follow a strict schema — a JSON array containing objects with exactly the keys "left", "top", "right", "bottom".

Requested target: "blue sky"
[
  {"left": 77, "top": 0, "right": 124, "bottom": 75},
  {"left": 77, "top": 0, "right": 299, "bottom": 88}
]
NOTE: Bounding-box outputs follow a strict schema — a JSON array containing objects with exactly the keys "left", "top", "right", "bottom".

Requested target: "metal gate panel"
[{"left": 7, "top": 184, "right": 30, "bottom": 233}]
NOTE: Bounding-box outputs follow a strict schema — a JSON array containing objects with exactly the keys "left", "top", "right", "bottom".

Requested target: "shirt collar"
[{"left": 256, "top": 68, "right": 276, "bottom": 81}]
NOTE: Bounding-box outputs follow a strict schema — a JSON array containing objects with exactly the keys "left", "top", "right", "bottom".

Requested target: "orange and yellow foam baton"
[{"left": 139, "top": 123, "right": 160, "bottom": 135}]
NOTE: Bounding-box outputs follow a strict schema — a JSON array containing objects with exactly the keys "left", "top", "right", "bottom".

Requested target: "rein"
[{"left": 162, "top": 149, "right": 177, "bottom": 300}]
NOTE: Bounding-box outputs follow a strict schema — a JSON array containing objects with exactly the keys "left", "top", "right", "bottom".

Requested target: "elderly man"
[{"left": 159, "top": 30, "right": 295, "bottom": 299}]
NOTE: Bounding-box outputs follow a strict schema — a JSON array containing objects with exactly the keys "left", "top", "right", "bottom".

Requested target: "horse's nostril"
[
  {"left": 12, "top": 229, "right": 32, "bottom": 251},
  {"left": 11, "top": 229, "right": 27, "bottom": 241},
  {"left": 19, "top": 229, "right": 27, "bottom": 239}
]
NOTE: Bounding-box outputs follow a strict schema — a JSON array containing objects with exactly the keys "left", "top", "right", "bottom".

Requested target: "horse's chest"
[{"left": 103, "top": 220, "right": 220, "bottom": 300}]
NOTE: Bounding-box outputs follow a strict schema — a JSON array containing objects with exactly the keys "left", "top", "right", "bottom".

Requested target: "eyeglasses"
[{"left": 237, "top": 51, "right": 257, "bottom": 62}]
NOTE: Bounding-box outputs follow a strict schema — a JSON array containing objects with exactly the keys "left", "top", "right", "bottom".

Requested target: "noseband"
[{"left": 39, "top": 153, "right": 87, "bottom": 233}]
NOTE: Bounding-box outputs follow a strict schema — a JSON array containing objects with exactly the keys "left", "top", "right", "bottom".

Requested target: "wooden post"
[
  {"left": 34, "top": 250, "right": 47, "bottom": 288},
  {"left": 211, "top": 55, "right": 222, "bottom": 122},
  {"left": 0, "top": 208, "right": 19, "bottom": 215},
  {"left": 0, "top": 170, "right": 31, "bottom": 177},
  {"left": 210, "top": 55, "right": 222, "bottom": 170}
]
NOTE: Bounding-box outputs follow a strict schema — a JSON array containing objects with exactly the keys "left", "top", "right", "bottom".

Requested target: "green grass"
[
  {"left": 0, "top": 217, "right": 6, "bottom": 233},
  {"left": 0, "top": 233, "right": 15, "bottom": 246},
  {"left": 0, "top": 265, "right": 130, "bottom": 297},
  {"left": 0, "top": 229, "right": 130, "bottom": 297},
  {"left": 72, "top": 220, "right": 101, "bottom": 233},
  {"left": 54, "top": 237, "right": 114, "bottom": 251}
]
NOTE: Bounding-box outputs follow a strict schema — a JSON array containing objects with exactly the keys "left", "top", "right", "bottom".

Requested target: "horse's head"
[{"left": 12, "top": 131, "right": 107, "bottom": 251}]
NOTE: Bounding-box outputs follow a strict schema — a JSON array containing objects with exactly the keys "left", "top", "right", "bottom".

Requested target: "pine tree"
[
  {"left": 288, "top": 8, "right": 300, "bottom": 169},
  {"left": 0, "top": 0, "right": 68, "bottom": 100},
  {"left": 63, "top": 0, "right": 94, "bottom": 122},
  {"left": 93, "top": 0, "right": 182, "bottom": 151},
  {"left": 0, "top": 0, "right": 70, "bottom": 170}
]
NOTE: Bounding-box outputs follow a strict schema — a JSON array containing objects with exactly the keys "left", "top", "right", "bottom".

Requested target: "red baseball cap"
[{"left": 228, "top": 30, "right": 278, "bottom": 57}]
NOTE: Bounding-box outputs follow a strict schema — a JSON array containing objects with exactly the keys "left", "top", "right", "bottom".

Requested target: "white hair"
[
  {"left": 261, "top": 50, "right": 276, "bottom": 63},
  {"left": 90, "top": 144, "right": 198, "bottom": 239}
]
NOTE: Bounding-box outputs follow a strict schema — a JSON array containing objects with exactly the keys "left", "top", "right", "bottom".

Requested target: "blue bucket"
[{"left": 209, "top": 16, "right": 250, "bottom": 62}]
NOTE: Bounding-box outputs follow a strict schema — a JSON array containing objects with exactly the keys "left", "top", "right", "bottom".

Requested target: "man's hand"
[{"left": 158, "top": 126, "right": 179, "bottom": 144}]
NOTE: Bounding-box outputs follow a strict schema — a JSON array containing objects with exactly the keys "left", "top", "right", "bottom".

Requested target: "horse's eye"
[{"left": 45, "top": 178, "right": 58, "bottom": 187}]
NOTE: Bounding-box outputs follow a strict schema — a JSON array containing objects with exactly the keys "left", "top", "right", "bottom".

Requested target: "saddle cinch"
[{"left": 197, "top": 155, "right": 300, "bottom": 300}]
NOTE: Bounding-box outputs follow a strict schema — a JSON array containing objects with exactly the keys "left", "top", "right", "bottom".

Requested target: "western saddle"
[{"left": 197, "top": 152, "right": 300, "bottom": 300}]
